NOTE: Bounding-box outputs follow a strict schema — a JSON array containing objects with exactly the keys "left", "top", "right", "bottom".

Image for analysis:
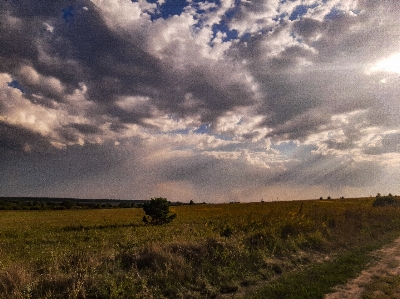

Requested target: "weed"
[{"left": 220, "top": 224, "right": 234, "bottom": 238}]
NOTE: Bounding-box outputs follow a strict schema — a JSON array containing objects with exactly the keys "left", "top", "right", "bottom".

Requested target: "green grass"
[
  {"left": 1, "top": 198, "right": 400, "bottom": 298},
  {"left": 244, "top": 236, "right": 399, "bottom": 299},
  {"left": 361, "top": 275, "right": 400, "bottom": 299}
]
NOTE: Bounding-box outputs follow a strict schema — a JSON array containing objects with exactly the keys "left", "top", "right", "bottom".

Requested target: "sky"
[{"left": 1, "top": 0, "right": 400, "bottom": 203}]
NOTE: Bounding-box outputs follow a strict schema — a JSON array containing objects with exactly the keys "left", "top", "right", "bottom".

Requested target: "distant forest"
[
  {"left": 0, "top": 197, "right": 194, "bottom": 210},
  {"left": 0, "top": 197, "right": 145, "bottom": 210}
]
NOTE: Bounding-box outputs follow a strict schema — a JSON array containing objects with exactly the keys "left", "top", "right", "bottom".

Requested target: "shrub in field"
[
  {"left": 61, "top": 200, "right": 76, "bottom": 209},
  {"left": 142, "top": 197, "right": 177, "bottom": 224},
  {"left": 220, "top": 224, "right": 234, "bottom": 238},
  {"left": 372, "top": 194, "right": 398, "bottom": 207}
]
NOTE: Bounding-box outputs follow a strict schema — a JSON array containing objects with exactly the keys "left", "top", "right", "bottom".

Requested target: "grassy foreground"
[{"left": 1, "top": 197, "right": 400, "bottom": 298}]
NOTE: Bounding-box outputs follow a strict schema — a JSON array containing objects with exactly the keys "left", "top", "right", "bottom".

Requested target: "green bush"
[
  {"left": 142, "top": 197, "right": 177, "bottom": 224},
  {"left": 372, "top": 194, "right": 398, "bottom": 207},
  {"left": 220, "top": 225, "right": 234, "bottom": 238}
]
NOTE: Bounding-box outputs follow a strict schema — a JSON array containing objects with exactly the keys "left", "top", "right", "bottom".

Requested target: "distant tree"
[
  {"left": 373, "top": 193, "right": 397, "bottom": 207},
  {"left": 142, "top": 197, "right": 177, "bottom": 225},
  {"left": 319, "top": 197, "right": 323, "bottom": 200},
  {"left": 61, "top": 200, "right": 76, "bottom": 209},
  {"left": 327, "top": 196, "right": 331, "bottom": 200},
  {"left": 189, "top": 200, "right": 195, "bottom": 205}
]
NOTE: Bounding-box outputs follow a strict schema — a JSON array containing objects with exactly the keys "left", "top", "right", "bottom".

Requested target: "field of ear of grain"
[{"left": 1, "top": 197, "right": 400, "bottom": 299}]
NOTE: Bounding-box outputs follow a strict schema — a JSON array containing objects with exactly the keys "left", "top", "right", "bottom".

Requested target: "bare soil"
[{"left": 325, "top": 237, "right": 400, "bottom": 299}]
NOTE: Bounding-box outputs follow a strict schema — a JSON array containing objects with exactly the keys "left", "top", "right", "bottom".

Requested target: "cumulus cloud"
[{"left": 1, "top": 0, "right": 400, "bottom": 201}]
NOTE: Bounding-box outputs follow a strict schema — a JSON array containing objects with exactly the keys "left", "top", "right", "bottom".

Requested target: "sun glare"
[{"left": 370, "top": 53, "right": 400, "bottom": 74}]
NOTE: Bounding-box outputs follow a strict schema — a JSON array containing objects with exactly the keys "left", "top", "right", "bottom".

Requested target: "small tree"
[
  {"left": 61, "top": 200, "right": 76, "bottom": 209},
  {"left": 373, "top": 193, "right": 397, "bottom": 207},
  {"left": 142, "top": 197, "right": 176, "bottom": 224}
]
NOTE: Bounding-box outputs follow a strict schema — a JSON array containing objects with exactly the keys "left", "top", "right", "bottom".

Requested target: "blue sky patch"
[
  {"left": 224, "top": 0, "right": 240, "bottom": 18},
  {"left": 194, "top": 124, "right": 210, "bottom": 134},
  {"left": 7, "top": 80, "right": 25, "bottom": 93},
  {"left": 62, "top": 6, "right": 74, "bottom": 24},
  {"left": 289, "top": 3, "right": 319, "bottom": 21},
  {"left": 240, "top": 32, "right": 251, "bottom": 42},
  {"left": 192, "top": 0, "right": 221, "bottom": 11},
  {"left": 214, "top": 0, "right": 240, "bottom": 42},
  {"left": 272, "top": 141, "right": 298, "bottom": 156},
  {"left": 325, "top": 7, "right": 344, "bottom": 20},
  {"left": 169, "top": 129, "right": 191, "bottom": 135},
  {"left": 273, "top": 12, "right": 288, "bottom": 23},
  {"left": 212, "top": 22, "right": 238, "bottom": 42},
  {"left": 147, "top": 0, "right": 188, "bottom": 20},
  {"left": 289, "top": 5, "right": 308, "bottom": 21}
]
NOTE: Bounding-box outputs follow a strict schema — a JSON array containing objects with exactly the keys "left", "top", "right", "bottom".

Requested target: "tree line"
[
  {"left": 0, "top": 197, "right": 197, "bottom": 211},
  {"left": 0, "top": 199, "right": 143, "bottom": 210}
]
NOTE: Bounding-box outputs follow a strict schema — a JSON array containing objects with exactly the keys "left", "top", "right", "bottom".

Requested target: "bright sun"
[{"left": 370, "top": 53, "right": 400, "bottom": 74}]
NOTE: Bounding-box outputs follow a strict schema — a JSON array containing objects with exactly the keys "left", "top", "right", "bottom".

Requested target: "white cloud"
[
  {"left": 43, "top": 22, "right": 54, "bottom": 33},
  {"left": 116, "top": 96, "right": 150, "bottom": 111},
  {"left": 19, "top": 65, "right": 65, "bottom": 95},
  {"left": 0, "top": 73, "right": 63, "bottom": 137},
  {"left": 90, "top": 0, "right": 146, "bottom": 28},
  {"left": 368, "top": 52, "right": 400, "bottom": 74},
  {"left": 148, "top": 14, "right": 198, "bottom": 62}
]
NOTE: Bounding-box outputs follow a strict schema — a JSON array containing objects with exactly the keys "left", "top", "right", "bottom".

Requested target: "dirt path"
[{"left": 325, "top": 237, "right": 400, "bottom": 299}]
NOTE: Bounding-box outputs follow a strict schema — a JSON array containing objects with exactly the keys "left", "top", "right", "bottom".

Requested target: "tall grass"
[{"left": 1, "top": 198, "right": 400, "bottom": 298}]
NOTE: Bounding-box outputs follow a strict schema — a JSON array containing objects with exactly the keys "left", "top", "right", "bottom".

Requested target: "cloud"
[
  {"left": 1, "top": 0, "right": 400, "bottom": 201},
  {"left": 272, "top": 152, "right": 383, "bottom": 189},
  {"left": 0, "top": 73, "right": 64, "bottom": 142}
]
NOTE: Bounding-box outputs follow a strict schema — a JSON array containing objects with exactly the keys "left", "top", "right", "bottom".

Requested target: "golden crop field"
[{"left": 1, "top": 197, "right": 400, "bottom": 298}]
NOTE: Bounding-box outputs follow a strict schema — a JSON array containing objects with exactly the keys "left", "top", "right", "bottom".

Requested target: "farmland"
[{"left": 1, "top": 197, "right": 400, "bottom": 298}]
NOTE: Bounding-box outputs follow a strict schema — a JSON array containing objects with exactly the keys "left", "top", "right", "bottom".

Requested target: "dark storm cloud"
[
  {"left": 1, "top": 0, "right": 162, "bottom": 120},
  {"left": 364, "top": 134, "right": 400, "bottom": 156},
  {"left": 163, "top": 67, "right": 256, "bottom": 123},
  {"left": 154, "top": 152, "right": 272, "bottom": 192},
  {"left": 0, "top": 9, "right": 38, "bottom": 72},
  {"left": 0, "top": 121, "right": 53, "bottom": 153},
  {"left": 265, "top": 109, "right": 329, "bottom": 140},
  {"left": 2, "top": 0, "right": 400, "bottom": 143},
  {"left": 292, "top": 18, "right": 322, "bottom": 41},
  {"left": 0, "top": 1, "right": 80, "bottom": 80},
  {"left": 69, "top": 123, "right": 103, "bottom": 134},
  {"left": 0, "top": 141, "right": 141, "bottom": 197},
  {"left": 158, "top": 154, "right": 222, "bottom": 186},
  {"left": 228, "top": 22, "right": 325, "bottom": 136},
  {"left": 1, "top": 0, "right": 260, "bottom": 133},
  {"left": 56, "top": 10, "right": 164, "bottom": 102}
]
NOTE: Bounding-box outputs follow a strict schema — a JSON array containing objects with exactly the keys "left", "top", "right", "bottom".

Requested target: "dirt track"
[{"left": 325, "top": 237, "right": 400, "bottom": 299}]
